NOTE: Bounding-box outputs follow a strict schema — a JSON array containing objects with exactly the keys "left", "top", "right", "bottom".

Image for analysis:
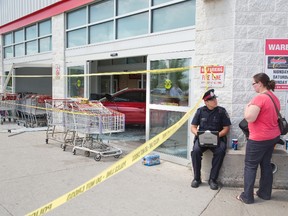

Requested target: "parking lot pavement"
[{"left": 0, "top": 124, "right": 287, "bottom": 216}]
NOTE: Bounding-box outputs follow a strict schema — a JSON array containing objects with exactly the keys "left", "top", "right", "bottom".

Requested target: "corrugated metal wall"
[{"left": 0, "top": 0, "right": 60, "bottom": 26}]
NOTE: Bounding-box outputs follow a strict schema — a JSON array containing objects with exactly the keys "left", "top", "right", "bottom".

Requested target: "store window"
[
  {"left": 4, "top": 33, "right": 13, "bottom": 46},
  {"left": 67, "top": 28, "right": 87, "bottom": 48},
  {"left": 89, "top": 0, "right": 114, "bottom": 22},
  {"left": 67, "top": 66, "right": 85, "bottom": 98},
  {"left": 117, "top": 0, "right": 149, "bottom": 15},
  {"left": 152, "top": 0, "right": 195, "bottom": 32},
  {"left": 4, "top": 47, "right": 13, "bottom": 58},
  {"left": 14, "top": 44, "right": 25, "bottom": 57},
  {"left": 66, "top": 7, "right": 86, "bottom": 29},
  {"left": 39, "top": 37, "right": 52, "bottom": 52},
  {"left": 89, "top": 21, "right": 114, "bottom": 43},
  {"left": 150, "top": 58, "right": 190, "bottom": 107},
  {"left": 25, "top": 24, "right": 37, "bottom": 40},
  {"left": 14, "top": 29, "right": 24, "bottom": 43},
  {"left": 3, "top": 19, "right": 52, "bottom": 58},
  {"left": 39, "top": 20, "right": 51, "bottom": 36},
  {"left": 26, "top": 40, "right": 37, "bottom": 55},
  {"left": 65, "top": 0, "right": 195, "bottom": 48},
  {"left": 117, "top": 12, "right": 148, "bottom": 39},
  {"left": 153, "top": 0, "right": 172, "bottom": 5}
]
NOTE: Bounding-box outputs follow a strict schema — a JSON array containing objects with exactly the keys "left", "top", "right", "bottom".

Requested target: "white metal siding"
[{"left": 0, "top": 0, "right": 60, "bottom": 26}]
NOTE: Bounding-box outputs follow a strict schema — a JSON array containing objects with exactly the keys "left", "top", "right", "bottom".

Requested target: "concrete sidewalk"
[{"left": 0, "top": 124, "right": 287, "bottom": 216}]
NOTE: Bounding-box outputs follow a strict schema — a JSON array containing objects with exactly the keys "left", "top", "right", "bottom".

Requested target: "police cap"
[{"left": 202, "top": 89, "right": 217, "bottom": 101}]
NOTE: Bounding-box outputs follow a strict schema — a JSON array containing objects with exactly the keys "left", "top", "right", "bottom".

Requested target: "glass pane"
[
  {"left": 153, "top": 0, "right": 172, "bottom": 5},
  {"left": 25, "top": 25, "right": 37, "bottom": 40},
  {"left": 67, "top": 7, "right": 86, "bottom": 29},
  {"left": 117, "top": 0, "right": 149, "bottom": 15},
  {"left": 152, "top": 0, "right": 195, "bottom": 32},
  {"left": 5, "top": 71, "right": 12, "bottom": 91},
  {"left": 100, "top": 76, "right": 111, "bottom": 93},
  {"left": 117, "top": 12, "right": 148, "bottom": 39},
  {"left": 150, "top": 110, "right": 188, "bottom": 158},
  {"left": 14, "top": 44, "right": 25, "bottom": 57},
  {"left": 98, "top": 59, "right": 112, "bottom": 66},
  {"left": 39, "top": 37, "right": 51, "bottom": 52},
  {"left": 150, "top": 58, "right": 190, "bottom": 106},
  {"left": 112, "top": 58, "right": 126, "bottom": 65},
  {"left": 89, "top": 0, "right": 114, "bottom": 22},
  {"left": 68, "top": 66, "right": 85, "bottom": 98},
  {"left": 4, "top": 46, "right": 13, "bottom": 58},
  {"left": 39, "top": 20, "right": 51, "bottom": 36},
  {"left": 67, "top": 28, "right": 87, "bottom": 48},
  {"left": 127, "top": 56, "right": 144, "bottom": 64},
  {"left": 14, "top": 29, "right": 24, "bottom": 43},
  {"left": 89, "top": 21, "right": 114, "bottom": 44},
  {"left": 26, "top": 40, "right": 37, "bottom": 55},
  {"left": 4, "top": 33, "right": 13, "bottom": 46}
]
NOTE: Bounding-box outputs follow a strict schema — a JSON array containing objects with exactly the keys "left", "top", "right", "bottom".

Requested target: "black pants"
[
  {"left": 240, "top": 136, "right": 279, "bottom": 204},
  {"left": 191, "top": 139, "right": 226, "bottom": 181}
]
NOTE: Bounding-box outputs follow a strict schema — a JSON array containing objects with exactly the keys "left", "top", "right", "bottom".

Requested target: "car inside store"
[{"left": 2, "top": 53, "right": 193, "bottom": 164}]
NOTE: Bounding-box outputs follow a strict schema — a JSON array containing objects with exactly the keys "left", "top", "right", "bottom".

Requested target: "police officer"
[{"left": 190, "top": 89, "right": 231, "bottom": 190}]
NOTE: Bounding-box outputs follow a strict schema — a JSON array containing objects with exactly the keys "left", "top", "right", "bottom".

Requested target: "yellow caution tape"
[
  {"left": 0, "top": 65, "right": 220, "bottom": 78},
  {"left": 25, "top": 96, "right": 204, "bottom": 216},
  {"left": 24, "top": 68, "right": 212, "bottom": 215}
]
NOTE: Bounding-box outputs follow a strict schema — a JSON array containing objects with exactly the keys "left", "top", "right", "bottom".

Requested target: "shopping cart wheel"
[
  {"left": 45, "top": 139, "right": 48, "bottom": 144},
  {"left": 73, "top": 149, "right": 76, "bottom": 155},
  {"left": 84, "top": 151, "right": 90, "bottom": 157},
  {"left": 61, "top": 144, "right": 66, "bottom": 151},
  {"left": 94, "top": 154, "right": 101, "bottom": 161}
]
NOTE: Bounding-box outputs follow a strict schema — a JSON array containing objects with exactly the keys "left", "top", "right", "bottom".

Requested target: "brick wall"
[{"left": 195, "top": 0, "right": 288, "bottom": 146}]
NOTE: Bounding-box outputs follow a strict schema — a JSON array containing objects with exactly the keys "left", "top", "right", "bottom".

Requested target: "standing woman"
[{"left": 237, "top": 73, "right": 281, "bottom": 204}]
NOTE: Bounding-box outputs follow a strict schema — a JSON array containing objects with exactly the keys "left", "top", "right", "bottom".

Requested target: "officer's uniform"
[{"left": 191, "top": 90, "right": 231, "bottom": 183}]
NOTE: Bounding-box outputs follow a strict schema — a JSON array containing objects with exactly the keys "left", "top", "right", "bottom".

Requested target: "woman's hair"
[{"left": 253, "top": 73, "right": 276, "bottom": 91}]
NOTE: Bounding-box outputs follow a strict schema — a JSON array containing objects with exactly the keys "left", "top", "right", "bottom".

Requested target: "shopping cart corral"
[{"left": 45, "top": 99, "right": 125, "bottom": 161}]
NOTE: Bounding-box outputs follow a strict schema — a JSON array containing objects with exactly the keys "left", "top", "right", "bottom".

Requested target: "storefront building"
[{"left": 1, "top": 0, "right": 288, "bottom": 165}]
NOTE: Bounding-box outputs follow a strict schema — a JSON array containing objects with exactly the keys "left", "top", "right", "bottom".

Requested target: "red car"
[{"left": 100, "top": 88, "right": 146, "bottom": 125}]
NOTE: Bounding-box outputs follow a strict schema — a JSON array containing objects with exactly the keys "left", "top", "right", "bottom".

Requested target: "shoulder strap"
[{"left": 264, "top": 93, "right": 281, "bottom": 117}]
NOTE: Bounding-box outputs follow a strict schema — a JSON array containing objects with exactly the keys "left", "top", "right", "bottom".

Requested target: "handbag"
[
  {"left": 239, "top": 118, "right": 249, "bottom": 138},
  {"left": 265, "top": 93, "right": 288, "bottom": 135}
]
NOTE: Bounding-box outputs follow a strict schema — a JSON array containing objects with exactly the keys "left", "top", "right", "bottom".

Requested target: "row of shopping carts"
[
  {"left": 0, "top": 93, "right": 18, "bottom": 124},
  {"left": 0, "top": 92, "right": 52, "bottom": 127},
  {"left": 45, "top": 98, "right": 125, "bottom": 161}
]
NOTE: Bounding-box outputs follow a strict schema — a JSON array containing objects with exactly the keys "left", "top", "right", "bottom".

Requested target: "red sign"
[
  {"left": 265, "top": 39, "right": 288, "bottom": 55},
  {"left": 265, "top": 39, "right": 288, "bottom": 90},
  {"left": 200, "top": 66, "right": 225, "bottom": 87},
  {"left": 200, "top": 66, "right": 224, "bottom": 74}
]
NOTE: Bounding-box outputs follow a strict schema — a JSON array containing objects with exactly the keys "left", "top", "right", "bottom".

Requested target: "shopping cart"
[
  {"left": 45, "top": 99, "right": 77, "bottom": 149},
  {"left": 0, "top": 93, "right": 18, "bottom": 124},
  {"left": 16, "top": 93, "right": 34, "bottom": 127},
  {"left": 30, "top": 95, "right": 52, "bottom": 127},
  {"left": 70, "top": 100, "right": 125, "bottom": 161},
  {"left": 15, "top": 93, "right": 51, "bottom": 127}
]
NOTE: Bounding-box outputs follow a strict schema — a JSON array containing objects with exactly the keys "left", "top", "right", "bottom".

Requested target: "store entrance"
[{"left": 89, "top": 56, "right": 147, "bottom": 100}]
